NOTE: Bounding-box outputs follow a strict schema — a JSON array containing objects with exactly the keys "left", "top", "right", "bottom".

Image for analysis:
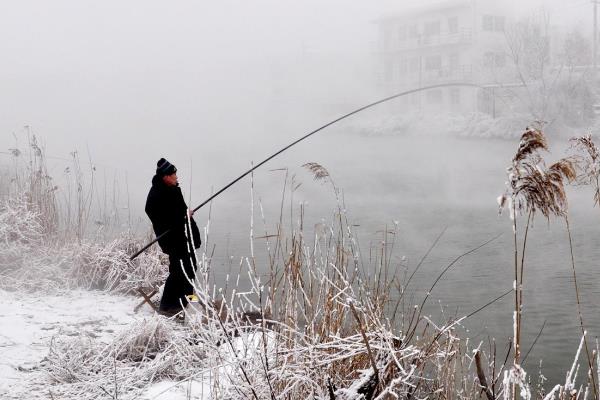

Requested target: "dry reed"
[
  {"left": 499, "top": 127, "right": 597, "bottom": 400},
  {"left": 3, "top": 136, "right": 599, "bottom": 399}
]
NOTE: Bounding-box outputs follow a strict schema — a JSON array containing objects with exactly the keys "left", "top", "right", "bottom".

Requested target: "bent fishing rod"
[{"left": 130, "top": 82, "right": 483, "bottom": 261}]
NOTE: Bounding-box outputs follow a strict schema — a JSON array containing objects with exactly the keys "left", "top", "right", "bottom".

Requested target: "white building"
[{"left": 376, "top": 0, "right": 516, "bottom": 114}]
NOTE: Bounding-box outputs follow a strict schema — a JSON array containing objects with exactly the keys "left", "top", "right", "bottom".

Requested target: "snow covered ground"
[
  {"left": 0, "top": 289, "right": 151, "bottom": 399},
  {"left": 0, "top": 289, "right": 249, "bottom": 400}
]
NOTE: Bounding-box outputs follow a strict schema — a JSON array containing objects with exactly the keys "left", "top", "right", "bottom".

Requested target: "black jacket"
[{"left": 145, "top": 175, "right": 201, "bottom": 256}]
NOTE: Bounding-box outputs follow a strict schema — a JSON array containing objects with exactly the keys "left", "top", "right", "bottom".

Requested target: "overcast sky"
[
  {"left": 0, "top": 0, "right": 594, "bottom": 215},
  {"left": 0, "top": 1, "right": 413, "bottom": 202}
]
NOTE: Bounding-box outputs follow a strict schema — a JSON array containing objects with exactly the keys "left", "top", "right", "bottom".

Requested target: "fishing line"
[{"left": 130, "top": 82, "right": 483, "bottom": 260}]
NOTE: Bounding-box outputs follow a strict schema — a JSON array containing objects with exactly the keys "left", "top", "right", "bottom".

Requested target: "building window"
[
  {"left": 484, "top": 52, "right": 506, "bottom": 68},
  {"left": 424, "top": 20, "right": 440, "bottom": 36},
  {"left": 425, "top": 55, "right": 442, "bottom": 70},
  {"left": 449, "top": 88, "right": 460, "bottom": 105},
  {"left": 398, "top": 25, "right": 407, "bottom": 41},
  {"left": 495, "top": 53, "right": 506, "bottom": 67},
  {"left": 448, "top": 17, "right": 458, "bottom": 34},
  {"left": 483, "top": 52, "right": 494, "bottom": 67},
  {"left": 483, "top": 15, "right": 505, "bottom": 32},
  {"left": 494, "top": 16, "right": 505, "bottom": 32},
  {"left": 449, "top": 53, "right": 459, "bottom": 71},
  {"left": 483, "top": 15, "right": 494, "bottom": 31},
  {"left": 427, "top": 89, "right": 443, "bottom": 104}
]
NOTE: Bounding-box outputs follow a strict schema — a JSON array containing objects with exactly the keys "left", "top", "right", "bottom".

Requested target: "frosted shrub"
[
  {"left": 0, "top": 194, "right": 46, "bottom": 280},
  {"left": 0, "top": 191, "right": 165, "bottom": 294},
  {"left": 0, "top": 194, "right": 45, "bottom": 247},
  {"left": 44, "top": 317, "right": 204, "bottom": 399},
  {"left": 68, "top": 236, "right": 166, "bottom": 293}
]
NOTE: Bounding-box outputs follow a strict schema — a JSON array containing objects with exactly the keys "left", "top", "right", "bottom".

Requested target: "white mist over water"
[
  {"left": 198, "top": 132, "right": 600, "bottom": 386},
  {"left": 2, "top": 0, "right": 600, "bottom": 389}
]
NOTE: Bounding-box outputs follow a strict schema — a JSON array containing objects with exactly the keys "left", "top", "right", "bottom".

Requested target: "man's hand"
[{"left": 188, "top": 209, "right": 194, "bottom": 218}]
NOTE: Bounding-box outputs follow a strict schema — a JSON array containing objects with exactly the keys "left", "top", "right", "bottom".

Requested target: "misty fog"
[
  {"left": 2, "top": 0, "right": 600, "bottom": 391},
  {"left": 1, "top": 0, "right": 585, "bottom": 214}
]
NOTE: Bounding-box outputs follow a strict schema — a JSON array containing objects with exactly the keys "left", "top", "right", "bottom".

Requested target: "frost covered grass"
[
  {"left": 32, "top": 213, "right": 494, "bottom": 399},
  {"left": 0, "top": 149, "right": 491, "bottom": 398},
  {"left": 31, "top": 196, "right": 600, "bottom": 399},
  {"left": 0, "top": 191, "right": 166, "bottom": 294},
  {"left": 0, "top": 136, "right": 166, "bottom": 295},
  {"left": 43, "top": 318, "right": 204, "bottom": 399},
  {"left": 4, "top": 134, "right": 600, "bottom": 399},
  {"left": 497, "top": 128, "right": 600, "bottom": 400},
  {"left": 352, "top": 110, "right": 595, "bottom": 142},
  {"left": 352, "top": 111, "right": 533, "bottom": 139}
]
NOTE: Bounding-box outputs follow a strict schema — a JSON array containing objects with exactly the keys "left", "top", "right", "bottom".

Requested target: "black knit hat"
[{"left": 156, "top": 158, "right": 177, "bottom": 176}]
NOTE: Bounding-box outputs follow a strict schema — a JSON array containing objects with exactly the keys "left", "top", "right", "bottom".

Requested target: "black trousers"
[{"left": 159, "top": 253, "right": 197, "bottom": 312}]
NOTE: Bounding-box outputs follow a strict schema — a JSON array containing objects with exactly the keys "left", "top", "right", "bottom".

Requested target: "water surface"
[{"left": 196, "top": 131, "right": 599, "bottom": 386}]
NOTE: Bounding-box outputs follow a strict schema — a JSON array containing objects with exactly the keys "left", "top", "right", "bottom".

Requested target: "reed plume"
[
  {"left": 302, "top": 162, "right": 330, "bottom": 181},
  {"left": 513, "top": 127, "right": 548, "bottom": 163},
  {"left": 570, "top": 134, "right": 600, "bottom": 207},
  {"left": 568, "top": 134, "right": 600, "bottom": 399},
  {"left": 499, "top": 128, "right": 575, "bottom": 219},
  {"left": 499, "top": 127, "right": 578, "bottom": 400},
  {"left": 302, "top": 161, "right": 341, "bottom": 201}
]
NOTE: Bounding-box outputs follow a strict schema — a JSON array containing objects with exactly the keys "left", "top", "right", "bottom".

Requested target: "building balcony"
[
  {"left": 382, "top": 28, "right": 473, "bottom": 53},
  {"left": 378, "top": 64, "right": 475, "bottom": 87}
]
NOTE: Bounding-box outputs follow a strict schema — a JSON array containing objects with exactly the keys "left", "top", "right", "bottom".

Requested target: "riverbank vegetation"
[{"left": 1, "top": 132, "right": 600, "bottom": 399}]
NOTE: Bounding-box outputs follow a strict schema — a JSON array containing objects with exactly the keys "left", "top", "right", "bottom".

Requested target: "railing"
[
  {"left": 377, "top": 64, "right": 475, "bottom": 86},
  {"left": 384, "top": 28, "right": 473, "bottom": 52}
]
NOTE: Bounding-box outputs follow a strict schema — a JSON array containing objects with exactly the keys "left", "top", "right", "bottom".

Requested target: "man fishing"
[
  {"left": 145, "top": 158, "right": 201, "bottom": 317},
  {"left": 131, "top": 83, "right": 481, "bottom": 262}
]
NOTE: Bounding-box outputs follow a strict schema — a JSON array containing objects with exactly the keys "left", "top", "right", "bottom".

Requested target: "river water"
[{"left": 193, "top": 130, "right": 599, "bottom": 386}]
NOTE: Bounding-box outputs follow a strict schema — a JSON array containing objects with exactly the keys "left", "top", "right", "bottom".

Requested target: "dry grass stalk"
[
  {"left": 498, "top": 127, "right": 596, "bottom": 400},
  {"left": 5, "top": 138, "right": 600, "bottom": 398},
  {"left": 0, "top": 136, "right": 164, "bottom": 295},
  {"left": 476, "top": 349, "right": 495, "bottom": 400}
]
